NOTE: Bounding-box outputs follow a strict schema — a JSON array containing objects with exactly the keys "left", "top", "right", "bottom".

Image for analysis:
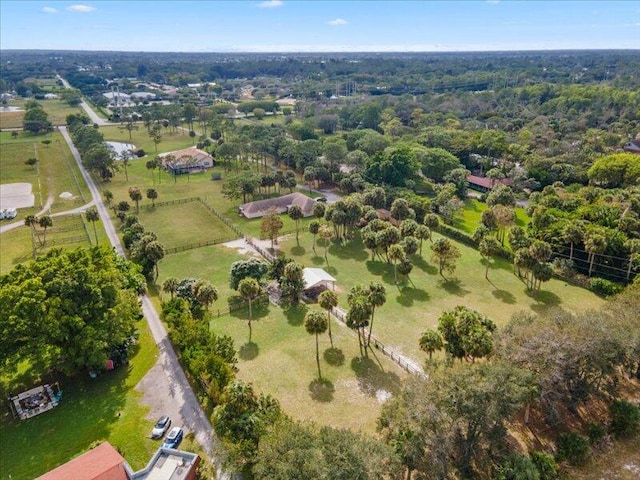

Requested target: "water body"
[{"left": 105, "top": 141, "right": 136, "bottom": 159}]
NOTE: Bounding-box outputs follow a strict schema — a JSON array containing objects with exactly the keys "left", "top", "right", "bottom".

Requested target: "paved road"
[
  {"left": 57, "top": 75, "right": 112, "bottom": 126},
  {"left": 58, "top": 126, "right": 219, "bottom": 461}
]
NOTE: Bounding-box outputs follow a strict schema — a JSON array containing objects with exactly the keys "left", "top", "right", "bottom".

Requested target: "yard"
[
  {"left": 99, "top": 124, "right": 197, "bottom": 155},
  {"left": 278, "top": 230, "right": 605, "bottom": 361},
  {"left": 0, "top": 321, "right": 159, "bottom": 480},
  {"left": 210, "top": 303, "right": 406, "bottom": 433},
  {"left": 0, "top": 98, "right": 83, "bottom": 129},
  {"left": 453, "top": 197, "right": 530, "bottom": 234}
]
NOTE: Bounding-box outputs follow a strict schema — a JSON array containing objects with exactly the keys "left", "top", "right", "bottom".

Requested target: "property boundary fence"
[
  {"left": 164, "top": 236, "right": 237, "bottom": 255},
  {"left": 213, "top": 294, "right": 269, "bottom": 318},
  {"left": 330, "top": 307, "right": 426, "bottom": 378},
  {"left": 197, "top": 197, "right": 244, "bottom": 238},
  {"left": 245, "top": 236, "right": 276, "bottom": 261}
]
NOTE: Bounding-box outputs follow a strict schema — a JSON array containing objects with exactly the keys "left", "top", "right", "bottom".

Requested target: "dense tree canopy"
[{"left": 0, "top": 247, "right": 143, "bottom": 375}]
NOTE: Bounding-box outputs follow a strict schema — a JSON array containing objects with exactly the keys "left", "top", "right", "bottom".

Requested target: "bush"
[
  {"left": 555, "top": 432, "right": 590, "bottom": 466},
  {"left": 589, "top": 277, "right": 624, "bottom": 297},
  {"left": 135, "top": 149, "right": 146, "bottom": 157},
  {"left": 609, "top": 399, "right": 640, "bottom": 437},
  {"left": 211, "top": 172, "right": 222, "bottom": 181},
  {"left": 530, "top": 451, "right": 559, "bottom": 480},
  {"left": 587, "top": 422, "right": 607, "bottom": 443},
  {"left": 496, "top": 453, "right": 540, "bottom": 480}
]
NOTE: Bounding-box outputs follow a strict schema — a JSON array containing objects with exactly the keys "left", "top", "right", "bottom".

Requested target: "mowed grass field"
[
  {"left": 453, "top": 197, "right": 530, "bottom": 234},
  {"left": 135, "top": 199, "right": 240, "bottom": 250},
  {"left": 99, "top": 124, "right": 196, "bottom": 155},
  {"left": 0, "top": 131, "right": 91, "bottom": 213},
  {"left": 210, "top": 303, "right": 406, "bottom": 433},
  {"left": 278, "top": 230, "right": 605, "bottom": 361},
  {"left": 0, "top": 321, "right": 159, "bottom": 480},
  {"left": 0, "top": 98, "right": 83, "bottom": 129}
]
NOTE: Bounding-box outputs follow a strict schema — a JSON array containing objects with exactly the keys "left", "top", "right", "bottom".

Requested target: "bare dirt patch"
[{"left": 0, "top": 183, "right": 34, "bottom": 209}]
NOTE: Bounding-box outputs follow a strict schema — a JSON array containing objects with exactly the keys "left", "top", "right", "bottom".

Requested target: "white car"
[
  {"left": 4, "top": 208, "right": 17, "bottom": 219},
  {"left": 0, "top": 210, "right": 5, "bottom": 220}
]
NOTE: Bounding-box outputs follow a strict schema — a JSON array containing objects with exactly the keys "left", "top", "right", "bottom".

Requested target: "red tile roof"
[
  {"left": 37, "top": 443, "right": 128, "bottom": 480},
  {"left": 467, "top": 175, "right": 511, "bottom": 189}
]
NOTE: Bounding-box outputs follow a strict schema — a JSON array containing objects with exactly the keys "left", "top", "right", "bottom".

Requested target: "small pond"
[{"left": 105, "top": 141, "right": 137, "bottom": 159}]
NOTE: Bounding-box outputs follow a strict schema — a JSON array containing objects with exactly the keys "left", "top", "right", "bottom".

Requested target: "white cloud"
[
  {"left": 67, "top": 4, "right": 96, "bottom": 12},
  {"left": 328, "top": 18, "right": 348, "bottom": 26},
  {"left": 258, "top": 0, "right": 283, "bottom": 8},
  {"left": 42, "top": 6, "right": 58, "bottom": 13}
]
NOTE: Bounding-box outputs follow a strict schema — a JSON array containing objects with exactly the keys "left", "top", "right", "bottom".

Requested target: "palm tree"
[
  {"left": 419, "top": 329, "right": 443, "bottom": 360},
  {"left": 24, "top": 215, "right": 41, "bottom": 245},
  {"left": 388, "top": 244, "right": 406, "bottom": 284},
  {"left": 319, "top": 224, "right": 333, "bottom": 265},
  {"left": 346, "top": 294, "right": 372, "bottom": 356},
  {"left": 479, "top": 236, "right": 501, "bottom": 280},
  {"left": 288, "top": 204, "right": 304, "bottom": 245},
  {"left": 309, "top": 220, "right": 320, "bottom": 254},
  {"left": 195, "top": 280, "right": 219, "bottom": 312},
  {"left": 562, "top": 222, "right": 584, "bottom": 262},
  {"left": 239, "top": 278, "right": 261, "bottom": 342},
  {"left": 85, "top": 207, "right": 100, "bottom": 245},
  {"left": 129, "top": 187, "right": 143, "bottom": 214},
  {"left": 585, "top": 232, "right": 606, "bottom": 277},
  {"left": 144, "top": 240, "right": 165, "bottom": 281},
  {"left": 415, "top": 225, "right": 430, "bottom": 256},
  {"left": 318, "top": 290, "right": 338, "bottom": 347},
  {"left": 146, "top": 159, "right": 158, "bottom": 184},
  {"left": 162, "top": 277, "right": 179, "bottom": 299},
  {"left": 366, "top": 282, "right": 386, "bottom": 347},
  {"left": 103, "top": 190, "right": 114, "bottom": 206},
  {"left": 304, "top": 310, "right": 328, "bottom": 379},
  {"left": 146, "top": 188, "right": 158, "bottom": 207},
  {"left": 38, "top": 215, "right": 53, "bottom": 247}
]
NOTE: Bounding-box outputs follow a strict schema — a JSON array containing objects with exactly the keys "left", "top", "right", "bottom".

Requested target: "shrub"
[
  {"left": 211, "top": 172, "right": 222, "bottom": 181},
  {"left": 589, "top": 277, "right": 624, "bottom": 297},
  {"left": 135, "top": 149, "right": 146, "bottom": 157},
  {"left": 609, "top": 399, "right": 640, "bottom": 437},
  {"left": 530, "top": 451, "right": 559, "bottom": 480},
  {"left": 555, "top": 432, "right": 590, "bottom": 465},
  {"left": 496, "top": 453, "right": 540, "bottom": 480},
  {"left": 587, "top": 422, "right": 607, "bottom": 443}
]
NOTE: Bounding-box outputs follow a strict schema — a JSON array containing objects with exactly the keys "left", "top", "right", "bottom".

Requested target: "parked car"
[
  {"left": 162, "top": 426, "right": 184, "bottom": 449},
  {"left": 0, "top": 210, "right": 5, "bottom": 220},
  {"left": 150, "top": 415, "right": 171, "bottom": 439},
  {"left": 4, "top": 208, "right": 17, "bottom": 219}
]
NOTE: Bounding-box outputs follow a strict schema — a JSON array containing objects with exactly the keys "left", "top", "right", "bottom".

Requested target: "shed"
[{"left": 303, "top": 267, "right": 336, "bottom": 290}]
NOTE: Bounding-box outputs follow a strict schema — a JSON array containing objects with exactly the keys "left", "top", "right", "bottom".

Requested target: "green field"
[
  {"left": 453, "top": 197, "right": 530, "bottom": 234},
  {"left": 0, "top": 98, "right": 83, "bottom": 129},
  {"left": 134, "top": 199, "right": 240, "bottom": 250},
  {"left": 278, "top": 230, "right": 605, "bottom": 361},
  {"left": 211, "top": 303, "right": 406, "bottom": 433},
  {"left": 0, "top": 131, "right": 92, "bottom": 214},
  {"left": 0, "top": 321, "right": 159, "bottom": 479},
  {"left": 99, "top": 124, "right": 196, "bottom": 154}
]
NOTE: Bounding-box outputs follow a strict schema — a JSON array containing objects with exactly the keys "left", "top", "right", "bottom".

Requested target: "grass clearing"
[
  {"left": 0, "top": 320, "right": 159, "bottom": 479},
  {"left": 279, "top": 230, "right": 605, "bottom": 361},
  {"left": 99, "top": 125, "right": 196, "bottom": 154},
  {"left": 0, "top": 227, "right": 34, "bottom": 274},
  {"left": 453, "top": 197, "right": 530, "bottom": 234},
  {"left": 210, "top": 303, "right": 406, "bottom": 433},
  {"left": 0, "top": 98, "right": 82, "bottom": 128},
  {"left": 135, "top": 199, "right": 239, "bottom": 250}
]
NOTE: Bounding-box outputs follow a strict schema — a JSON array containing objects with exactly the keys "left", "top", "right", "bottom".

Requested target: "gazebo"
[{"left": 302, "top": 267, "right": 336, "bottom": 301}]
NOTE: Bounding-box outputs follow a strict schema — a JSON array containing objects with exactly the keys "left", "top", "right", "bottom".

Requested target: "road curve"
[
  {"left": 57, "top": 75, "right": 112, "bottom": 126},
  {"left": 58, "top": 126, "right": 218, "bottom": 459}
]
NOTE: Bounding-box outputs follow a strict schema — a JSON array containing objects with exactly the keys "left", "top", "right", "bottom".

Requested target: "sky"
[{"left": 1, "top": 1, "right": 639, "bottom": 52}]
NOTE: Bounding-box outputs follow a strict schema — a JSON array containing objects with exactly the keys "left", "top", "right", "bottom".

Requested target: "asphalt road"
[{"left": 58, "top": 126, "right": 219, "bottom": 460}]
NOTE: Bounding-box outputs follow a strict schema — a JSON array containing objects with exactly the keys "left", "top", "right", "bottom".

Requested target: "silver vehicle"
[{"left": 150, "top": 415, "right": 172, "bottom": 439}]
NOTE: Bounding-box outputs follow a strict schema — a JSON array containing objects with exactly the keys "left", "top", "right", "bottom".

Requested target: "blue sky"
[{"left": 1, "top": 1, "right": 638, "bottom": 52}]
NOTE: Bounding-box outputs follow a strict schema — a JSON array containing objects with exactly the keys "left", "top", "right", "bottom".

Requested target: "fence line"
[
  {"left": 245, "top": 236, "right": 276, "bottom": 261},
  {"left": 197, "top": 197, "right": 244, "bottom": 238},
  {"left": 152, "top": 197, "right": 200, "bottom": 208},
  {"left": 329, "top": 306, "right": 426, "bottom": 378},
  {"left": 214, "top": 294, "right": 269, "bottom": 318},
  {"left": 164, "top": 236, "right": 236, "bottom": 255}
]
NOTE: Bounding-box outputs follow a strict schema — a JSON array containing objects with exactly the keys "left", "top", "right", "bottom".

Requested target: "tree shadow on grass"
[
  {"left": 412, "top": 256, "right": 438, "bottom": 275},
  {"left": 291, "top": 245, "right": 306, "bottom": 257},
  {"left": 328, "top": 242, "right": 369, "bottom": 262},
  {"left": 229, "top": 302, "right": 270, "bottom": 321},
  {"left": 323, "top": 347, "right": 345, "bottom": 366},
  {"left": 365, "top": 261, "right": 396, "bottom": 285},
  {"left": 308, "top": 378, "right": 335, "bottom": 403},
  {"left": 282, "top": 303, "right": 308, "bottom": 326},
  {"left": 350, "top": 356, "right": 401, "bottom": 397},
  {"left": 238, "top": 342, "right": 259, "bottom": 361},
  {"left": 437, "top": 278, "right": 470, "bottom": 297},
  {"left": 311, "top": 255, "right": 325, "bottom": 265},
  {"left": 396, "top": 287, "right": 430, "bottom": 307},
  {"left": 492, "top": 288, "right": 517, "bottom": 304}
]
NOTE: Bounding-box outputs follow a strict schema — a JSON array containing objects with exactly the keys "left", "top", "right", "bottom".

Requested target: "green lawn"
[
  {"left": 210, "top": 303, "right": 406, "bottom": 433},
  {"left": 0, "top": 131, "right": 92, "bottom": 214},
  {"left": 0, "top": 98, "right": 83, "bottom": 128},
  {"left": 0, "top": 227, "right": 34, "bottom": 275},
  {"left": 278, "top": 230, "right": 605, "bottom": 361},
  {"left": 453, "top": 197, "right": 530, "bottom": 234},
  {"left": 0, "top": 320, "right": 159, "bottom": 479},
  {"left": 134, "top": 200, "right": 239, "bottom": 250},
  {"left": 99, "top": 124, "right": 196, "bottom": 155}
]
